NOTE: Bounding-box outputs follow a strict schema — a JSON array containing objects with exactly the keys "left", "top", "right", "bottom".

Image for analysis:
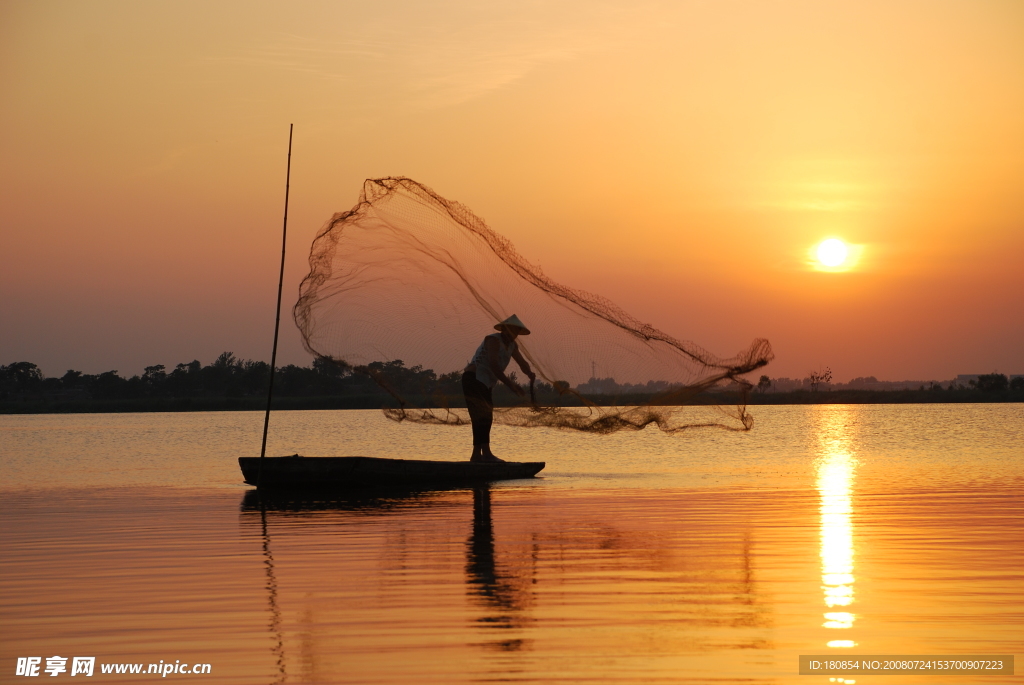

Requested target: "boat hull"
[{"left": 239, "top": 455, "right": 545, "bottom": 490}]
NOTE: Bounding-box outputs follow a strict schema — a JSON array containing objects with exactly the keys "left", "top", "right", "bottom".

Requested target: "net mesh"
[{"left": 294, "top": 177, "right": 773, "bottom": 433}]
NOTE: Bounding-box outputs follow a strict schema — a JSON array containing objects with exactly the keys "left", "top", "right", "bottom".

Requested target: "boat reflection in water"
[
  {"left": 238, "top": 480, "right": 773, "bottom": 683},
  {"left": 814, "top": 406, "right": 859, "bottom": 650},
  {"left": 240, "top": 483, "right": 536, "bottom": 681}
]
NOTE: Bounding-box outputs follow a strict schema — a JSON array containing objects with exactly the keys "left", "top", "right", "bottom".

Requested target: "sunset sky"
[{"left": 2, "top": 0, "right": 1022, "bottom": 382}]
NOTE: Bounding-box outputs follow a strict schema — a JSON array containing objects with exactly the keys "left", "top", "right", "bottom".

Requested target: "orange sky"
[{"left": 1, "top": 0, "right": 1022, "bottom": 382}]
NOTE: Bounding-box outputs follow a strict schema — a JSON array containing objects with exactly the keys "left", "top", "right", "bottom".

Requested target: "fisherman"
[{"left": 462, "top": 315, "right": 536, "bottom": 463}]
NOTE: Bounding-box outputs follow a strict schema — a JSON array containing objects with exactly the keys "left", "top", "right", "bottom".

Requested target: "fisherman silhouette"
[{"left": 462, "top": 315, "right": 536, "bottom": 463}]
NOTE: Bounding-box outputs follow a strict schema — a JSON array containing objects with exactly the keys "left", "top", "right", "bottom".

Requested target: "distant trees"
[
  {"left": 575, "top": 376, "right": 678, "bottom": 396},
  {"left": 1, "top": 354, "right": 277, "bottom": 402},
  {"left": 750, "top": 371, "right": 1023, "bottom": 397},
  {"left": 143, "top": 365, "right": 166, "bottom": 384},
  {"left": 4, "top": 358, "right": 1023, "bottom": 409},
  {"left": 0, "top": 362, "right": 43, "bottom": 393},
  {"left": 807, "top": 367, "right": 832, "bottom": 392},
  {"left": 974, "top": 373, "right": 1009, "bottom": 393},
  {"left": 0, "top": 355, "right": 491, "bottom": 407}
]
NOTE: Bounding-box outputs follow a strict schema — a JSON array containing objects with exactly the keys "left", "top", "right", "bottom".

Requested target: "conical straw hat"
[{"left": 495, "top": 314, "right": 530, "bottom": 335}]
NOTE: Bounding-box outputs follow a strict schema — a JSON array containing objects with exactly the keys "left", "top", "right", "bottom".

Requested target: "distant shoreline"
[
  {"left": 2, "top": 388, "right": 1020, "bottom": 414},
  {"left": 6, "top": 359, "right": 1020, "bottom": 415},
  {"left": 744, "top": 388, "right": 1023, "bottom": 405}
]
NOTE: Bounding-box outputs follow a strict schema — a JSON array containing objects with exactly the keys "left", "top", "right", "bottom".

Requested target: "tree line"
[
  {"left": 1, "top": 354, "right": 452, "bottom": 402},
  {"left": 755, "top": 372, "right": 1023, "bottom": 393},
  {"left": 0, "top": 354, "right": 569, "bottom": 410},
  {"left": 2, "top": 355, "right": 1020, "bottom": 413}
]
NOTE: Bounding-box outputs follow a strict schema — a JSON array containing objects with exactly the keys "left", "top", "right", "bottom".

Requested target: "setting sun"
[{"left": 817, "top": 238, "right": 849, "bottom": 268}]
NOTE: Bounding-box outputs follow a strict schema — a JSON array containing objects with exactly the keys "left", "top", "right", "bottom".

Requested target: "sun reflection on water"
[{"left": 815, "top": 406, "right": 859, "bottom": 648}]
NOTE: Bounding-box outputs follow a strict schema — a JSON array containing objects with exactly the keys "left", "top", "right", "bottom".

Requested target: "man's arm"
[{"left": 512, "top": 347, "right": 536, "bottom": 381}]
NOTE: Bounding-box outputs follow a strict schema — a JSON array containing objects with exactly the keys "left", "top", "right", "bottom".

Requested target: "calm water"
[{"left": 1, "top": 405, "right": 1021, "bottom": 684}]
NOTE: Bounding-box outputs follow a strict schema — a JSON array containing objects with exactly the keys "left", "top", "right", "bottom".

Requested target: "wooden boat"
[{"left": 239, "top": 455, "right": 545, "bottom": 490}]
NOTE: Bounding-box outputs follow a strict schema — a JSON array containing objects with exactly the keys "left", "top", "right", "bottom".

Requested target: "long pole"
[{"left": 258, "top": 124, "right": 294, "bottom": 487}]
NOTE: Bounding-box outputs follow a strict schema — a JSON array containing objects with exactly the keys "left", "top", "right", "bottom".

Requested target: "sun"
[
  {"left": 816, "top": 238, "right": 849, "bottom": 268},
  {"left": 807, "top": 237, "right": 862, "bottom": 272}
]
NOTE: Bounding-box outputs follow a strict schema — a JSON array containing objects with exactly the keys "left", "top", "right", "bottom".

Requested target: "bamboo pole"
[{"left": 258, "top": 124, "right": 294, "bottom": 487}]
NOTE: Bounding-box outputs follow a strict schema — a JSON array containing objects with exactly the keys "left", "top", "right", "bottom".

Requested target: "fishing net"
[{"left": 293, "top": 177, "right": 773, "bottom": 433}]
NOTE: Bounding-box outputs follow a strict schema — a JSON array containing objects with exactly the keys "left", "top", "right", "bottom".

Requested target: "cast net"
[{"left": 293, "top": 177, "right": 772, "bottom": 433}]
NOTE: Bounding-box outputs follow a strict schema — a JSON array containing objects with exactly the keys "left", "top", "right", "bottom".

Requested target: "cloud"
[{"left": 213, "top": 1, "right": 647, "bottom": 109}]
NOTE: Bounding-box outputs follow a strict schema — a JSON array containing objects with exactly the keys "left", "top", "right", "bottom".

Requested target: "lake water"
[{"left": 1, "top": 405, "right": 1021, "bottom": 684}]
